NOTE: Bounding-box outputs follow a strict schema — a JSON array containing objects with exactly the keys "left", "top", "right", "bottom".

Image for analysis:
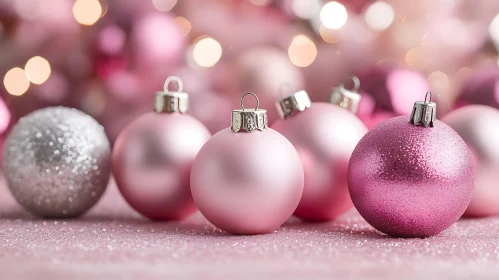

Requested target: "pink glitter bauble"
[
  {"left": 190, "top": 128, "right": 304, "bottom": 234},
  {"left": 348, "top": 116, "right": 474, "bottom": 237},
  {"left": 112, "top": 112, "right": 211, "bottom": 220},
  {"left": 272, "top": 103, "right": 367, "bottom": 221},
  {"left": 442, "top": 105, "right": 499, "bottom": 217}
]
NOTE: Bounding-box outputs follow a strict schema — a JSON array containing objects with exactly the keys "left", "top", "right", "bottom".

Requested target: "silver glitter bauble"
[{"left": 3, "top": 107, "right": 111, "bottom": 218}]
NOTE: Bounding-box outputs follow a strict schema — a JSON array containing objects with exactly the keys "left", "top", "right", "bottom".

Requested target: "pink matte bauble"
[
  {"left": 112, "top": 112, "right": 211, "bottom": 220},
  {"left": 348, "top": 116, "right": 474, "bottom": 237},
  {"left": 442, "top": 105, "right": 499, "bottom": 217},
  {"left": 190, "top": 128, "right": 304, "bottom": 234},
  {"left": 272, "top": 103, "right": 367, "bottom": 221}
]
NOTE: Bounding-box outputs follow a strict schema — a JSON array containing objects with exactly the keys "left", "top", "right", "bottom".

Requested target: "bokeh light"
[
  {"left": 4, "top": 67, "right": 30, "bottom": 96},
  {"left": 175, "top": 17, "right": 192, "bottom": 37},
  {"left": 428, "top": 71, "right": 450, "bottom": 90},
  {"left": 405, "top": 47, "right": 424, "bottom": 68},
  {"left": 292, "top": 0, "right": 321, "bottom": 19},
  {"left": 320, "top": 1, "right": 348, "bottom": 30},
  {"left": 319, "top": 25, "right": 341, "bottom": 44},
  {"left": 25, "top": 56, "right": 51, "bottom": 85},
  {"left": 73, "top": 0, "right": 102, "bottom": 26},
  {"left": 152, "top": 0, "right": 177, "bottom": 12},
  {"left": 193, "top": 37, "right": 223, "bottom": 68},
  {"left": 364, "top": 2, "right": 395, "bottom": 31},
  {"left": 489, "top": 14, "right": 499, "bottom": 45},
  {"left": 288, "top": 35, "right": 317, "bottom": 67}
]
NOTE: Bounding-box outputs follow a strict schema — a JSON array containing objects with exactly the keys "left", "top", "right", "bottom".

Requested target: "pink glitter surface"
[{"left": 1, "top": 176, "right": 499, "bottom": 279}]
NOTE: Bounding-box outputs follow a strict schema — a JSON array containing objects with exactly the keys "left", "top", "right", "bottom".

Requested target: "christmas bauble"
[
  {"left": 3, "top": 107, "right": 111, "bottom": 218},
  {"left": 113, "top": 77, "right": 211, "bottom": 220},
  {"left": 272, "top": 91, "right": 367, "bottom": 221},
  {"left": 442, "top": 105, "right": 499, "bottom": 217},
  {"left": 190, "top": 93, "right": 304, "bottom": 234},
  {"left": 348, "top": 102, "right": 474, "bottom": 237}
]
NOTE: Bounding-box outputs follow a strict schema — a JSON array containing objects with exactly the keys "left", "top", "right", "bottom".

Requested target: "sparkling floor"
[{"left": 1, "top": 179, "right": 498, "bottom": 280}]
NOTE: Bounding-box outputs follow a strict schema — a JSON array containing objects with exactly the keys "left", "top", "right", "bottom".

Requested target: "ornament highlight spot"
[{"left": 4, "top": 67, "right": 30, "bottom": 96}]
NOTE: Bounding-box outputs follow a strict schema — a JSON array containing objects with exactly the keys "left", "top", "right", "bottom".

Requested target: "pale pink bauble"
[
  {"left": 112, "top": 112, "right": 211, "bottom": 220},
  {"left": 190, "top": 128, "right": 304, "bottom": 234},
  {"left": 227, "top": 48, "right": 304, "bottom": 122},
  {"left": 442, "top": 105, "right": 499, "bottom": 217},
  {"left": 272, "top": 103, "right": 367, "bottom": 221},
  {"left": 348, "top": 116, "right": 474, "bottom": 237}
]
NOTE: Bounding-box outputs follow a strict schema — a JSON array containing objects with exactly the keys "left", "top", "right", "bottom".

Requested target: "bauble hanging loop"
[
  {"left": 154, "top": 76, "right": 189, "bottom": 114},
  {"left": 231, "top": 92, "right": 268, "bottom": 133},
  {"left": 329, "top": 76, "right": 362, "bottom": 114},
  {"left": 409, "top": 91, "right": 436, "bottom": 127}
]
